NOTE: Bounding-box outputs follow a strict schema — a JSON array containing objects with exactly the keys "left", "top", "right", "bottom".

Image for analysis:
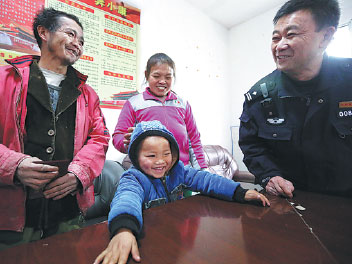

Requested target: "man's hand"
[
  {"left": 16, "top": 157, "right": 58, "bottom": 190},
  {"left": 123, "top": 127, "right": 135, "bottom": 149},
  {"left": 43, "top": 172, "right": 78, "bottom": 200},
  {"left": 266, "top": 176, "right": 294, "bottom": 198},
  {"left": 94, "top": 229, "right": 140, "bottom": 264}
]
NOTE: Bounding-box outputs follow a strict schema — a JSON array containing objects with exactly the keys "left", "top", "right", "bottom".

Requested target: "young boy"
[{"left": 94, "top": 120, "right": 270, "bottom": 264}]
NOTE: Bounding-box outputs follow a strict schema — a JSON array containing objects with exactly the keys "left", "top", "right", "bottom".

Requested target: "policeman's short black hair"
[
  {"left": 33, "top": 7, "right": 83, "bottom": 48},
  {"left": 273, "top": 0, "right": 340, "bottom": 31}
]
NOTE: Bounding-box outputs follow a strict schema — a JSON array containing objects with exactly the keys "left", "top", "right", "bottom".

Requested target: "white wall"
[
  {"left": 340, "top": 0, "right": 352, "bottom": 25},
  {"left": 229, "top": 10, "right": 277, "bottom": 127},
  {"left": 103, "top": 0, "right": 232, "bottom": 161},
  {"left": 228, "top": 7, "right": 279, "bottom": 170},
  {"left": 102, "top": 108, "right": 123, "bottom": 161}
]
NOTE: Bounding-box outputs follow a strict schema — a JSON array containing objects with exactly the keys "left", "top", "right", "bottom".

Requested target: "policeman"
[{"left": 239, "top": 0, "right": 352, "bottom": 198}]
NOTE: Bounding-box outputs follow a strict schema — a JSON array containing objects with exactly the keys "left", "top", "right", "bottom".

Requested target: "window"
[{"left": 326, "top": 20, "right": 352, "bottom": 58}]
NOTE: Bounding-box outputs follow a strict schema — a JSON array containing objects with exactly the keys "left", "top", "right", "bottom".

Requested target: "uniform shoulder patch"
[
  {"left": 244, "top": 71, "right": 278, "bottom": 102},
  {"left": 244, "top": 80, "right": 276, "bottom": 102}
]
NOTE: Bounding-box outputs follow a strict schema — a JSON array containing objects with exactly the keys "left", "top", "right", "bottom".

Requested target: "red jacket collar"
[{"left": 6, "top": 55, "right": 88, "bottom": 83}]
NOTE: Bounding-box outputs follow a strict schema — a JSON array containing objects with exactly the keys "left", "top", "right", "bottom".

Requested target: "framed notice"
[{"left": 0, "top": 0, "right": 140, "bottom": 109}]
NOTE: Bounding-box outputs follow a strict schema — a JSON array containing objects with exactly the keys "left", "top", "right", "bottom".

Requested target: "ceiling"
[{"left": 184, "top": 0, "right": 291, "bottom": 28}]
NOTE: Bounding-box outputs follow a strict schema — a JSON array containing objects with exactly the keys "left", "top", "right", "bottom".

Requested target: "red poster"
[
  {"left": 1, "top": 0, "right": 141, "bottom": 109},
  {"left": 78, "top": 0, "right": 140, "bottom": 24},
  {"left": 0, "top": 0, "right": 45, "bottom": 54}
]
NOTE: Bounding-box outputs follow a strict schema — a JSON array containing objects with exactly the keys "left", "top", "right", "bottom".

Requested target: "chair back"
[
  {"left": 85, "top": 160, "right": 125, "bottom": 221},
  {"left": 203, "top": 145, "right": 239, "bottom": 180}
]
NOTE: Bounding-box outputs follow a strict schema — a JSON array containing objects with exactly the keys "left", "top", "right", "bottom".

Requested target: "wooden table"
[{"left": 0, "top": 190, "right": 351, "bottom": 264}]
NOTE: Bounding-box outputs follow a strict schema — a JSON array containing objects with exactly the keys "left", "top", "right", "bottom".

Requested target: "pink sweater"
[{"left": 113, "top": 88, "right": 207, "bottom": 168}]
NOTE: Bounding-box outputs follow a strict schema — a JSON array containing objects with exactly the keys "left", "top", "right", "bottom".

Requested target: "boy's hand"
[
  {"left": 244, "top": 190, "right": 271, "bottom": 207},
  {"left": 94, "top": 229, "right": 140, "bottom": 264}
]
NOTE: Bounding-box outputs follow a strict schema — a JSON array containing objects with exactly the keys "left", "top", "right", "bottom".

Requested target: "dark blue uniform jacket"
[{"left": 239, "top": 55, "right": 352, "bottom": 197}]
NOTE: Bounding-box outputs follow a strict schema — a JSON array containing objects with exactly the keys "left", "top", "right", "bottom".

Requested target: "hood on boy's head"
[{"left": 128, "top": 120, "right": 180, "bottom": 170}]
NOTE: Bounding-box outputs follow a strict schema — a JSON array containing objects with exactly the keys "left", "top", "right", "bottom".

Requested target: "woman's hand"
[{"left": 123, "top": 127, "right": 135, "bottom": 149}]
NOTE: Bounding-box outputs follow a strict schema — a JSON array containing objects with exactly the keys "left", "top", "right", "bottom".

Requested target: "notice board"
[{"left": 0, "top": 0, "right": 140, "bottom": 109}]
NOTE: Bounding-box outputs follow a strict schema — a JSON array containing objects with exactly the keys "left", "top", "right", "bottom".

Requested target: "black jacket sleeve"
[{"left": 238, "top": 101, "right": 282, "bottom": 187}]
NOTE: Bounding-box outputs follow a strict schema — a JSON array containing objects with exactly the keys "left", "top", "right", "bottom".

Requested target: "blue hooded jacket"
[{"left": 108, "top": 121, "right": 243, "bottom": 237}]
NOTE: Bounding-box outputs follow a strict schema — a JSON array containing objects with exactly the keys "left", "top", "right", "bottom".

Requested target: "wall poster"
[{"left": 0, "top": 0, "right": 140, "bottom": 109}]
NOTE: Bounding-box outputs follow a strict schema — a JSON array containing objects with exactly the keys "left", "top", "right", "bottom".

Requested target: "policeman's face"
[
  {"left": 44, "top": 16, "right": 84, "bottom": 66},
  {"left": 271, "top": 9, "right": 327, "bottom": 80}
]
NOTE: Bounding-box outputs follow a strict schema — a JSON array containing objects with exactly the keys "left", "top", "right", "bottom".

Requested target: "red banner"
[
  {"left": 78, "top": 0, "right": 140, "bottom": 24},
  {"left": 0, "top": 0, "right": 44, "bottom": 54}
]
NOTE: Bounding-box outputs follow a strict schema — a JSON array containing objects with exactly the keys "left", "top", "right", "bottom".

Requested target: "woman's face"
[{"left": 146, "top": 63, "right": 174, "bottom": 101}]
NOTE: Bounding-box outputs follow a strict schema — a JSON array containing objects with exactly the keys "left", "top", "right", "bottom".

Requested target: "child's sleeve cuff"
[
  {"left": 232, "top": 185, "right": 248, "bottom": 203},
  {"left": 109, "top": 214, "right": 140, "bottom": 239}
]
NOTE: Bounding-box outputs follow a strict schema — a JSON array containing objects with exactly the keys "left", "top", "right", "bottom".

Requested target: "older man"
[
  {"left": 0, "top": 8, "right": 109, "bottom": 248},
  {"left": 239, "top": 0, "right": 352, "bottom": 198}
]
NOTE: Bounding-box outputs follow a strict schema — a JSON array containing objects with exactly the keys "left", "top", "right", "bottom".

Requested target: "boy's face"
[{"left": 138, "top": 136, "right": 173, "bottom": 178}]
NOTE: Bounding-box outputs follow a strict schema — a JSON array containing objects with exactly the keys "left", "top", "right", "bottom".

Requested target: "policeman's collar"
[{"left": 278, "top": 56, "right": 329, "bottom": 98}]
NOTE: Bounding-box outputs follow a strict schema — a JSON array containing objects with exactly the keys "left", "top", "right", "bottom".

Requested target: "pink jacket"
[
  {"left": 0, "top": 55, "right": 110, "bottom": 232},
  {"left": 113, "top": 88, "right": 206, "bottom": 168}
]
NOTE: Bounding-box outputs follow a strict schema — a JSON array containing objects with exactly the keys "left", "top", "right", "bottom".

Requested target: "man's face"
[
  {"left": 45, "top": 16, "right": 84, "bottom": 66},
  {"left": 271, "top": 9, "right": 326, "bottom": 80}
]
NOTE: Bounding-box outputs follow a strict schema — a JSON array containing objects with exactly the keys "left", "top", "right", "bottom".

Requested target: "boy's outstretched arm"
[
  {"left": 244, "top": 189, "right": 271, "bottom": 207},
  {"left": 94, "top": 228, "right": 141, "bottom": 264}
]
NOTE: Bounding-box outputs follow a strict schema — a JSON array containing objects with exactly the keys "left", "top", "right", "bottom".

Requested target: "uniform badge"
[
  {"left": 338, "top": 101, "right": 352, "bottom": 118},
  {"left": 339, "top": 101, "right": 352, "bottom": 108},
  {"left": 267, "top": 117, "right": 285, "bottom": 125}
]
